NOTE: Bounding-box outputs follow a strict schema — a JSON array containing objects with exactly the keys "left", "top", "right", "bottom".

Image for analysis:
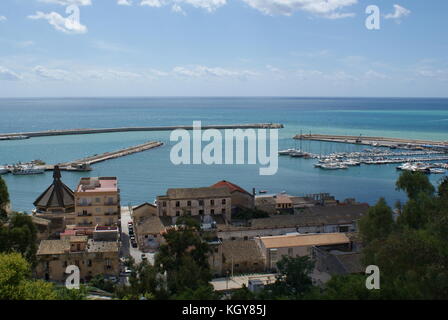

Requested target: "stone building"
[
  {"left": 210, "top": 180, "right": 254, "bottom": 209},
  {"left": 73, "top": 177, "right": 120, "bottom": 229},
  {"left": 157, "top": 187, "right": 232, "bottom": 222},
  {"left": 33, "top": 166, "right": 75, "bottom": 236},
  {"left": 255, "top": 233, "right": 351, "bottom": 271},
  {"left": 132, "top": 202, "right": 158, "bottom": 223},
  {"left": 35, "top": 235, "right": 120, "bottom": 282},
  {"left": 221, "top": 239, "right": 264, "bottom": 275}
]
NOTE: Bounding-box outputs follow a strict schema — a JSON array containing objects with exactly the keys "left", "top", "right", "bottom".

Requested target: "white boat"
[
  {"left": 278, "top": 148, "right": 295, "bottom": 155},
  {"left": 12, "top": 165, "right": 45, "bottom": 175},
  {"left": 320, "top": 163, "right": 348, "bottom": 170},
  {"left": 289, "top": 150, "right": 307, "bottom": 158},
  {"left": 429, "top": 168, "right": 445, "bottom": 174},
  {"left": 0, "top": 166, "right": 8, "bottom": 174}
]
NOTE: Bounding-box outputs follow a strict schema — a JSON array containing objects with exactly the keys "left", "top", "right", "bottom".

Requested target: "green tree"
[
  {"left": 319, "top": 274, "right": 380, "bottom": 300},
  {"left": 0, "top": 213, "right": 38, "bottom": 265},
  {"left": 396, "top": 171, "right": 435, "bottom": 200},
  {"left": 358, "top": 198, "right": 394, "bottom": 244},
  {"left": 0, "top": 176, "right": 9, "bottom": 220},
  {"left": 269, "top": 255, "right": 315, "bottom": 299},
  {"left": 0, "top": 252, "right": 58, "bottom": 300}
]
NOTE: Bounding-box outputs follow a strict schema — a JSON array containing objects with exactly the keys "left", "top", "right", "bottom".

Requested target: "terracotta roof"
[
  {"left": 165, "top": 187, "right": 231, "bottom": 200},
  {"left": 33, "top": 166, "right": 74, "bottom": 209},
  {"left": 222, "top": 240, "right": 263, "bottom": 264},
  {"left": 210, "top": 180, "right": 252, "bottom": 196},
  {"left": 87, "top": 239, "right": 119, "bottom": 253},
  {"left": 259, "top": 233, "right": 350, "bottom": 249},
  {"left": 37, "top": 239, "right": 70, "bottom": 255}
]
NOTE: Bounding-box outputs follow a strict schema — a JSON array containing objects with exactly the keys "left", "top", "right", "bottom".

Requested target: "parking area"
[{"left": 120, "top": 206, "right": 155, "bottom": 266}]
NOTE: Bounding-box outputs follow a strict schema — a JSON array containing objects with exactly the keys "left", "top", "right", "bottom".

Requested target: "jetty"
[
  {"left": 294, "top": 133, "right": 448, "bottom": 150},
  {"left": 0, "top": 123, "right": 284, "bottom": 140}
]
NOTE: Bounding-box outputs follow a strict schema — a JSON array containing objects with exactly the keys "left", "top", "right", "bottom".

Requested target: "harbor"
[
  {"left": 0, "top": 140, "right": 164, "bottom": 175},
  {"left": 294, "top": 133, "right": 448, "bottom": 151},
  {"left": 0, "top": 123, "right": 284, "bottom": 140}
]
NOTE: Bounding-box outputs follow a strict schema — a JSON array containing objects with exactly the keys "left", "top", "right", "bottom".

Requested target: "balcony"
[{"left": 77, "top": 202, "right": 92, "bottom": 207}]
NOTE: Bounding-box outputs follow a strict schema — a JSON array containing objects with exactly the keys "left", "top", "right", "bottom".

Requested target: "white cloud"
[
  {"left": 384, "top": 4, "right": 411, "bottom": 21},
  {"left": 37, "top": 0, "right": 92, "bottom": 6},
  {"left": 32, "top": 65, "right": 74, "bottom": 80},
  {"left": 28, "top": 11, "right": 88, "bottom": 34},
  {"left": 140, "top": 0, "right": 226, "bottom": 12},
  {"left": 0, "top": 66, "right": 21, "bottom": 81},
  {"left": 173, "top": 65, "right": 258, "bottom": 79},
  {"left": 0, "top": 16, "right": 7, "bottom": 22},
  {"left": 172, "top": 4, "right": 186, "bottom": 15},
  {"left": 117, "top": 0, "right": 132, "bottom": 5},
  {"left": 241, "top": 0, "right": 357, "bottom": 18}
]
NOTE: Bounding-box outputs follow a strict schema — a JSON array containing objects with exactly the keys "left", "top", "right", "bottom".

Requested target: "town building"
[
  {"left": 221, "top": 239, "right": 265, "bottom": 275},
  {"left": 132, "top": 202, "right": 158, "bottom": 223},
  {"left": 73, "top": 177, "right": 120, "bottom": 229},
  {"left": 217, "top": 203, "right": 368, "bottom": 240},
  {"left": 33, "top": 166, "right": 75, "bottom": 236},
  {"left": 134, "top": 215, "right": 168, "bottom": 252},
  {"left": 35, "top": 235, "right": 120, "bottom": 282},
  {"left": 255, "top": 233, "right": 351, "bottom": 271},
  {"left": 313, "top": 248, "right": 364, "bottom": 276},
  {"left": 210, "top": 180, "right": 255, "bottom": 209},
  {"left": 157, "top": 186, "right": 232, "bottom": 222}
]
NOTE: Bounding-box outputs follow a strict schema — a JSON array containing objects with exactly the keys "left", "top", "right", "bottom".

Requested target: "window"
[
  {"left": 210, "top": 199, "right": 215, "bottom": 206},
  {"left": 288, "top": 248, "right": 293, "bottom": 256},
  {"left": 199, "top": 200, "right": 204, "bottom": 206},
  {"left": 222, "top": 208, "right": 226, "bottom": 214},
  {"left": 222, "top": 199, "right": 226, "bottom": 204},
  {"left": 87, "top": 260, "right": 92, "bottom": 267},
  {"left": 162, "top": 201, "right": 167, "bottom": 207},
  {"left": 211, "top": 209, "right": 215, "bottom": 215},
  {"left": 176, "top": 201, "right": 180, "bottom": 207},
  {"left": 96, "top": 208, "right": 100, "bottom": 213},
  {"left": 199, "top": 210, "right": 204, "bottom": 215},
  {"left": 176, "top": 211, "right": 180, "bottom": 217},
  {"left": 187, "top": 201, "right": 191, "bottom": 206},
  {"left": 95, "top": 197, "right": 100, "bottom": 203}
]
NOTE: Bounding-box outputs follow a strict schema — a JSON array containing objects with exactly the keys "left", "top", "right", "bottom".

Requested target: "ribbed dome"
[{"left": 33, "top": 166, "right": 74, "bottom": 209}]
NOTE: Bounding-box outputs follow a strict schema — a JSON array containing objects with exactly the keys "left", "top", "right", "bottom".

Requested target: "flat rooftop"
[
  {"left": 259, "top": 233, "right": 350, "bottom": 249},
  {"left": 76, "top": 177, "right": 118, "bottom": 193}
]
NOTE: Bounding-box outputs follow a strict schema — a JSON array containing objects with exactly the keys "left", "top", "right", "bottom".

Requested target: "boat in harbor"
[
  {"left": 289, "top": 150, "right": 307, "bottom": 157},
  {"left": 278, "top": 148, "right": 296, "bottom": 155},
  {"left": 429, "top": 168, "right": 445, "bottom": 174},
  {"left": 319, "top": 163, "right": 348, "bottom": 170},
  {"left": 12, "top": 165, "right": 45, "bottom": 175},
  {"left": 0, "top": 166, "right": 8, "bottom": 174}
]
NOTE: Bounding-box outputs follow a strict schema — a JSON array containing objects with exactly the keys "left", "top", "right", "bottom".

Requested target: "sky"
[{"left": 0, "top": 0, "right": 447, "bottom": 97}]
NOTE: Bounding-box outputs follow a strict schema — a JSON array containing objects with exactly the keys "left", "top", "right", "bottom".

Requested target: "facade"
[
  {"left": 132, "top": 202, "right": 158, "bottom": 224},
  {"left": 73, "top": 177, "right": 120, "bottom": 228},
  {"left": 134, "top": 215, "right": 167, "bottom": 252},
  {"left": 33, "top": 166, "right": 75, "bottom": 236},
  {"left": 35, "top": 235, "right": 120, "bottom": 282},
  {"left": 157, "top": 187, "right": 232, "bottom": 222},
  {"left": 210, "top": 180, "right": 255, "bottom": 209},
  {"left": 255, "top": 233, "right": 351, "bottom": 271}
]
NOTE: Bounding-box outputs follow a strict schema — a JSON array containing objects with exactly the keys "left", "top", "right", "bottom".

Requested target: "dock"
[
  {"left": 294, "top": 133, "right": 448, "bottom": 149},
  {"left": 0, "top": 123, "right": 284, "bottom": 140},
  {"left": 35, "top": 141, "right": 163, "bottom": 172}
]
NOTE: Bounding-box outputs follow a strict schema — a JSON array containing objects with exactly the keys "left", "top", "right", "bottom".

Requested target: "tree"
[
  {"left": 269, "top": 256, "right": 315, "bottom": 299},
  {"left": 319, "top": 274, "right": 380, "bottom": 300},
  {"left": 0, "top": 176, "right": 9, "bottom": 220},
  {"left": 0, "top": 212, "right": 38, "bottom": 265},
  {"left": 0, "top": 252, "right": 58, "bottom": 300},
  {"left": 396, "top": 171, "right": 435, "bottom": 200},
  {"left": 358, "top": 198, "right": 394, "bottom": 244}
]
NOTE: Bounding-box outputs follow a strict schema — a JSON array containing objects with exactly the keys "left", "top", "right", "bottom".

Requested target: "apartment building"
[
  {"left": 157, "top": 186, "right": 232, "bottom": 222},
  {"left": 72, "top": 177, "right": 120, "bottom": 228}
]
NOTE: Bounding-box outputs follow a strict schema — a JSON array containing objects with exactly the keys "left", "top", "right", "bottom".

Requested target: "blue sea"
[{"left": 0, "top": 97, "right": 447, "bottom": 212}]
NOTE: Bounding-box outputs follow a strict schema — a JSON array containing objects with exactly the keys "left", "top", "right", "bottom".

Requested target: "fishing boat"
[{"left": 259, "top": 190, "right": 268, "bottom": 194}]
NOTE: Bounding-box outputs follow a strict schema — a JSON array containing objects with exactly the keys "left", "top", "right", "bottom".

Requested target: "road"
[{"left": 120, "top": 206, "right": 155, "bottom": 265}]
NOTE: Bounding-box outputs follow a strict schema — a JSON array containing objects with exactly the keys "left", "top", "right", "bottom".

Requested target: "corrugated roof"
[{"left": 259, "top": 233, "right": 350, "bottom": 249}]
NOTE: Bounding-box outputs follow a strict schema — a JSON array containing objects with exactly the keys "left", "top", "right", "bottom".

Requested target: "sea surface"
[{"left": 0, "top": 97, "right": 447, "bottom": 212}]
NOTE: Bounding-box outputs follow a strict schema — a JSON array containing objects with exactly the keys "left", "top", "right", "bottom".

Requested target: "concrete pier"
[
  {"left": 46, "top": 141, "right": 164, "bottom": 171},
  {"left": 0, "top": 123, "right": 284, "bottom": 140},
  {"left": 294, "top": 133, "right": 448, "bottom": 148}
]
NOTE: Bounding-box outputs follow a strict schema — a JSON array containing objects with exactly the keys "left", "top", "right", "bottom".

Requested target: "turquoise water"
[{"left": 0, "top": 97, "right": 447, "bottom": 212}]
